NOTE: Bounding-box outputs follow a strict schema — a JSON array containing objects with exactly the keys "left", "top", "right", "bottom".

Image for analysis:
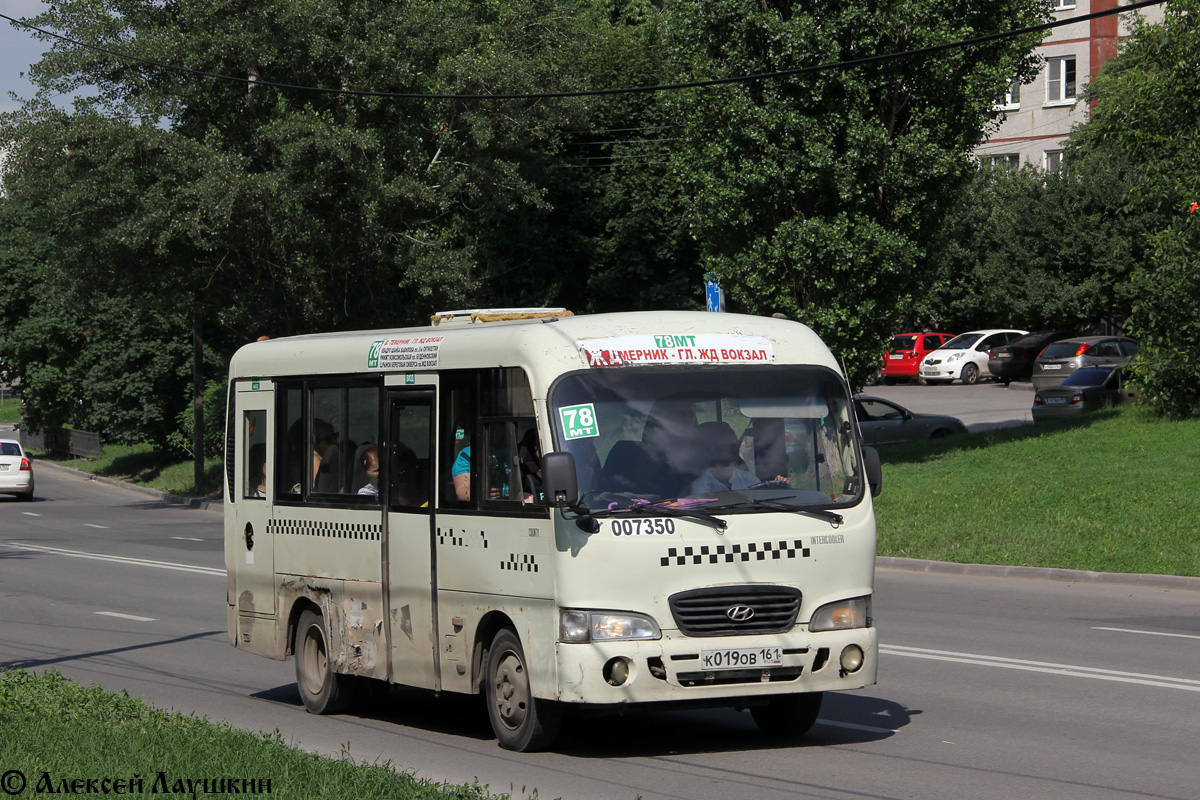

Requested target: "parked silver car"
[
  {"left": 854, "top": 396, "right": 968, "bottom": 446},
  {"left": 1032, "top": 366, "right": 1140, "bottom": 422},
  {"left": 1029, "top": 336, "right": 1138, "bottom": 390}
]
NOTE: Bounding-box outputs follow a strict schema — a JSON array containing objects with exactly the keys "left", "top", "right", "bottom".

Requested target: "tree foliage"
[
  {"left": 1, "top": 0, "right": 1064, "bottom": 447},
  {"left": 658, "top": 0, "right": 1047, "bottom": 387},
  {"left": 1065, "top": 1, "right": 1200, "bottom": 416},
  {"left": 922, "top": 158, "right": 1151, "bottom": 334}
]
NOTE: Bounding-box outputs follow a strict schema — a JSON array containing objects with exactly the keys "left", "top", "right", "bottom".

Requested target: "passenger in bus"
[
  {"left": 452, "top": 442, "right": 473, "bottom": 501},
  {"left": 248, "top": 443, "right": 267, "bottom": 498},
  {"left": 689, "top": 421, "right": 786, "bottom": 494},
  {"left": 312, "top": 419, "right": 341, "bottom": 493},
  {"left": 356, "top": 445, "right": 380, "bottom": 496},
  {"left": 518, "top": 428, "right": 543, "bottom": 504},
  {"left": 606, "top": 398, "right": 698, "bottom": 498}
]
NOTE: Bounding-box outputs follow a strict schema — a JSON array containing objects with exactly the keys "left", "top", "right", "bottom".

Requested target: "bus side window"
[
  {"left": 441, "top": 373, "right": 478, "bottom": 509},
  {"left": 244, "top": 412, "right": 267, "bottom": 500}
]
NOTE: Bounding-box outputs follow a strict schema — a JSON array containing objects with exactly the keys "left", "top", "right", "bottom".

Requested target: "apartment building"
[{"left": 975, "top": 0, "right": 1164, "bottom": 171}]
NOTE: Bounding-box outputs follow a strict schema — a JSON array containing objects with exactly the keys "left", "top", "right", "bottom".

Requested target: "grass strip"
[
  {"left": 874, "top": 407, "right": 1200, "bottom": 577},
  {"left": 35, "top": 444, "right": 224, "bottom": 497},
  {"left": 0, "top": 669, "right": 528, "bottom": 800},
  {"left": 0, "top": 397, "right": 21, "bottom": 425}
]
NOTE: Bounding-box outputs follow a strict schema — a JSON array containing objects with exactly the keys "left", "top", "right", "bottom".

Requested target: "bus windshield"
[{"left": 549, "top": 365, "right": 862, "bottom": 513}]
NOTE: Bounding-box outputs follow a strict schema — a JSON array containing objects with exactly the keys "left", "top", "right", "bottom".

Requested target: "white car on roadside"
[
  {"left": 0, "top": 438, "right": 35, "bottom": 500},
  {"left": 920, "top": 329, "right": 1027, "bottom": 386}
]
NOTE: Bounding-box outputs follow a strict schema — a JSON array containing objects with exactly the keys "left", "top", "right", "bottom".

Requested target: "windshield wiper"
[
  {"left": 702, "top": 496, "right": 844, "bottom": 526},
  {"left": 597, "top": 499, "right": 729, "bottom": 531}
]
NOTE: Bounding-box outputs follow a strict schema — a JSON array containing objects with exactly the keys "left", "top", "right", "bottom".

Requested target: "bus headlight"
[
  {"left": 559, "top": 610, "right": 661, "bottom": 643},
  {"left": 809, "top": 597, "right": 872, "bottom": 632}
]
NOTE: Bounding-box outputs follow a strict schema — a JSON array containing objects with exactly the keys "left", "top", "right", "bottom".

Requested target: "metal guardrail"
[{"left": 18, "top": 427, "right": 103, "bottom": 460}]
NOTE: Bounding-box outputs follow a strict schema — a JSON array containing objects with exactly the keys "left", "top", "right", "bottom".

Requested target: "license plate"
[
  {"left": 1043, "top": 364, "right": 1062, "bottom": 370},
  {"left": 700, "top": 646, "right": 784, "bottom": 670},
  {"left": 0, "top": 464, "right": 8, "bottom": 471},
  {"left": 888, "top": 354, "right": 903, "bottom": 360},
  {"left": 1046, "top": 397, "right": 1068, "bottom": 404},
  {"left": 995, "top": 353, "right": 1012, "bottom": 359}
]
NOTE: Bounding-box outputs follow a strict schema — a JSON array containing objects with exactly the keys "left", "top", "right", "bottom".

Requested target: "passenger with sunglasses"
[{"left": 689, "top": 421, "right": 786, "bottom": 494}]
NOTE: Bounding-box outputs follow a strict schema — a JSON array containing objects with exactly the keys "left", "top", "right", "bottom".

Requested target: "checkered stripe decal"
[
  {"left": 437, "top": 528, "right": 489, "bottom": 548},
  {"left": 268, "top": 519, "right": 380, "bottom": 541},
  {"left": 660, "top": 540, "right": 810, "bottom": 567},
  {"left": 501, "top": 554, "right": 539, "bottom": 573}
]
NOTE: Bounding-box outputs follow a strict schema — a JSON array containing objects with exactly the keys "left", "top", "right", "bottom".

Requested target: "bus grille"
[{"left": 668, "top": 586, "right": 802, "bottom": 637}]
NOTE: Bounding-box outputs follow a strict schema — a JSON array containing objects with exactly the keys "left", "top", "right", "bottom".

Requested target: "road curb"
[
  {"left": 877, "top": 556, "right": 1200, "bottom": 592},
  {"left": 34, "top": 459, "right": 223, "bottom": 513}
]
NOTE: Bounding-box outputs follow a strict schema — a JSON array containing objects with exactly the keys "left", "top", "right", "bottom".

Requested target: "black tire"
[
  {"left": 930, "top": 428, "right": 953, "bottom": 439},
  {"left": 485, "top": 629, "right": 562, "bottom": 751},
  {"left": 960, "top": 363, "right": 980, "bottom": 385},
  {"left": 294, "top": 608, "right": 355, "bottom": 714},
  {"left": 751, "top": 692, "right": 823, "bottom": 736}
]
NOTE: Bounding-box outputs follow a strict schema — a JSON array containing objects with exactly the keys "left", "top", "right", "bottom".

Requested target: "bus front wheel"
[
  {"left": 751, "top": 691, "right": 823, "bottom": 736},
  {"left": 485, "top": 629, "right": 561, "bottom": 752},
  {"left": 295, "top": 608, "right": 355, "bottom": 714}
]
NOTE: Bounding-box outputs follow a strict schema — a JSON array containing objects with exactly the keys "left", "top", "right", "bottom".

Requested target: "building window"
[
  {"left": 996, "top": 77, "right": 1021, "bottom": 110},
  {"left": 1046, "top": 56, "right": 1077, "bottom": 105},
  {"left": 1053, "top": 0, "right": 1076, "bottom": 9},
  {"left": 1044, "top": 150, "right": 1064, "bottom": 173},
  {"left": 984, "top": 154, "right": 1020, "bottom": 169}
]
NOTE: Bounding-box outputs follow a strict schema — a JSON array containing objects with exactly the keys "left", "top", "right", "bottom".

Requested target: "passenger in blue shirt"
[{"left": 452, "top": 445, "right": 472, "bottom": 501}]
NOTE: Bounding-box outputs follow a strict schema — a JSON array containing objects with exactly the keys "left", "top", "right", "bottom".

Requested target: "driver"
[{"left": 689, "top": 421, "right": 786, "bottom": 494}]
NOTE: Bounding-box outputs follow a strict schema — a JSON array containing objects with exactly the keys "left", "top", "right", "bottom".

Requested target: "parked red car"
[{"left": 880, "top": 332, "right": 954, "bottom": 384}]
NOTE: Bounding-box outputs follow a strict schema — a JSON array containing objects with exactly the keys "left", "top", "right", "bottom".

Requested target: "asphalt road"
[{"left": 3, "top": 465, "right": 1199, "bottom": 800}]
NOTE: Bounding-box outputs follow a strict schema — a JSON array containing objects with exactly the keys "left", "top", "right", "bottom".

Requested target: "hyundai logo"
[{"left": 726, "top": 605, "right": 755, "bottom": 622}]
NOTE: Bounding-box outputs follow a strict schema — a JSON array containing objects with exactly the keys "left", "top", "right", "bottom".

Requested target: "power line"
[{"left": 0, "top": 0, "right": 1166, "bottom": 102}]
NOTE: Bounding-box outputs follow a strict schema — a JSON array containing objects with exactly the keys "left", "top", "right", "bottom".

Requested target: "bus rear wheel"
[
  {"left": 751, "top": 691, "right": 823, "bottom": 736},
  {"left": 485, "top": 629, "right": 561, "bottom": 752},
  {"left": 295, "top": 608, "right": 355, "bottom": 714}
]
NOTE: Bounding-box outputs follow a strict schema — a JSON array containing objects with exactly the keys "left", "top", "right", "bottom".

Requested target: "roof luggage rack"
[{"left": 430, "top": 308, "right": 573, "bottom": 326}]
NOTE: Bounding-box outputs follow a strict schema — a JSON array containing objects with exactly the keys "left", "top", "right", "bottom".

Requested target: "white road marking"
[
  {"left": 0, "top": 542, "right": 225, "bottom": 577},
  {"left": 95, "top": 611, "right": 156, "bottom": 622},
  {"left": 171, "top": 536, "right": 203, "bottom": 542},
  {"left": 21, "top": 512, "right": 40, "bottom": 517},
  {"left": 882, "top": 644, "right": 1200, "bottom": 692},
  {"left": 83, "top": 524, "right": 109, "bottom": 529},
  {"left": 1093, "top": 626, "right": 1200, "bottom": 641}
]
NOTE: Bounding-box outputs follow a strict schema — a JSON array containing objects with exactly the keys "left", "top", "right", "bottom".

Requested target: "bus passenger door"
[
  {"left": 384, "top": 389, "right": 438, "bottom": 690},
  {"left": 231, "top": 382, "right": 276, "bottom": 643}
]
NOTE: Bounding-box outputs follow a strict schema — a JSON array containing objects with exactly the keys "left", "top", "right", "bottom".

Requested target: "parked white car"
[
  {"left": 920, "top": 329, "right": 1027, "bottom": 385},
  {"left": 0, "top": 438, "right": 35, "bottom": 500}
]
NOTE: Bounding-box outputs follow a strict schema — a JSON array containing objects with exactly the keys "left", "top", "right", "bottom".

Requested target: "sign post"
[{"left": 705, "top": 275, "right": 725, "bottom": 313}]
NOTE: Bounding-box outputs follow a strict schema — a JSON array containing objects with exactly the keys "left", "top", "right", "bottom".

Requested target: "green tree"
[
  {"left": 923, "top": 159, "right": 1149, "bottom": 334},
  {"left": 1065, "top": 2, "right": 1200, "bottom": 416},
  {"left": 1, "top": 0, "right": 613, "bottom": 479},
  {"left": 658, "top": 0, "right": 1048, "bottom": 386}
]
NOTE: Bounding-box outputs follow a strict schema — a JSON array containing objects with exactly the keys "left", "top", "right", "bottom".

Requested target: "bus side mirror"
[
  {"left": 542, "top": 452, "right": 599, "bottom": 533},
  {"left": 862, "top": 446, "right": 882, "bottom": 497},
  {"left": 541, "top": 451, "right": 580, "bottom": 507}
]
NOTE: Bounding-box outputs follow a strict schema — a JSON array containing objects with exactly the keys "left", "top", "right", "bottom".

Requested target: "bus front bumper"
[{"left": 553, "top": 626, "right": 877, "bottom": 705}]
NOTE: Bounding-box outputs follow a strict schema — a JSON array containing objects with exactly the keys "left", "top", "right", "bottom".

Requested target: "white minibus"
[{"left": 225, "top": 309, "right": 881, "bottom": 751}]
